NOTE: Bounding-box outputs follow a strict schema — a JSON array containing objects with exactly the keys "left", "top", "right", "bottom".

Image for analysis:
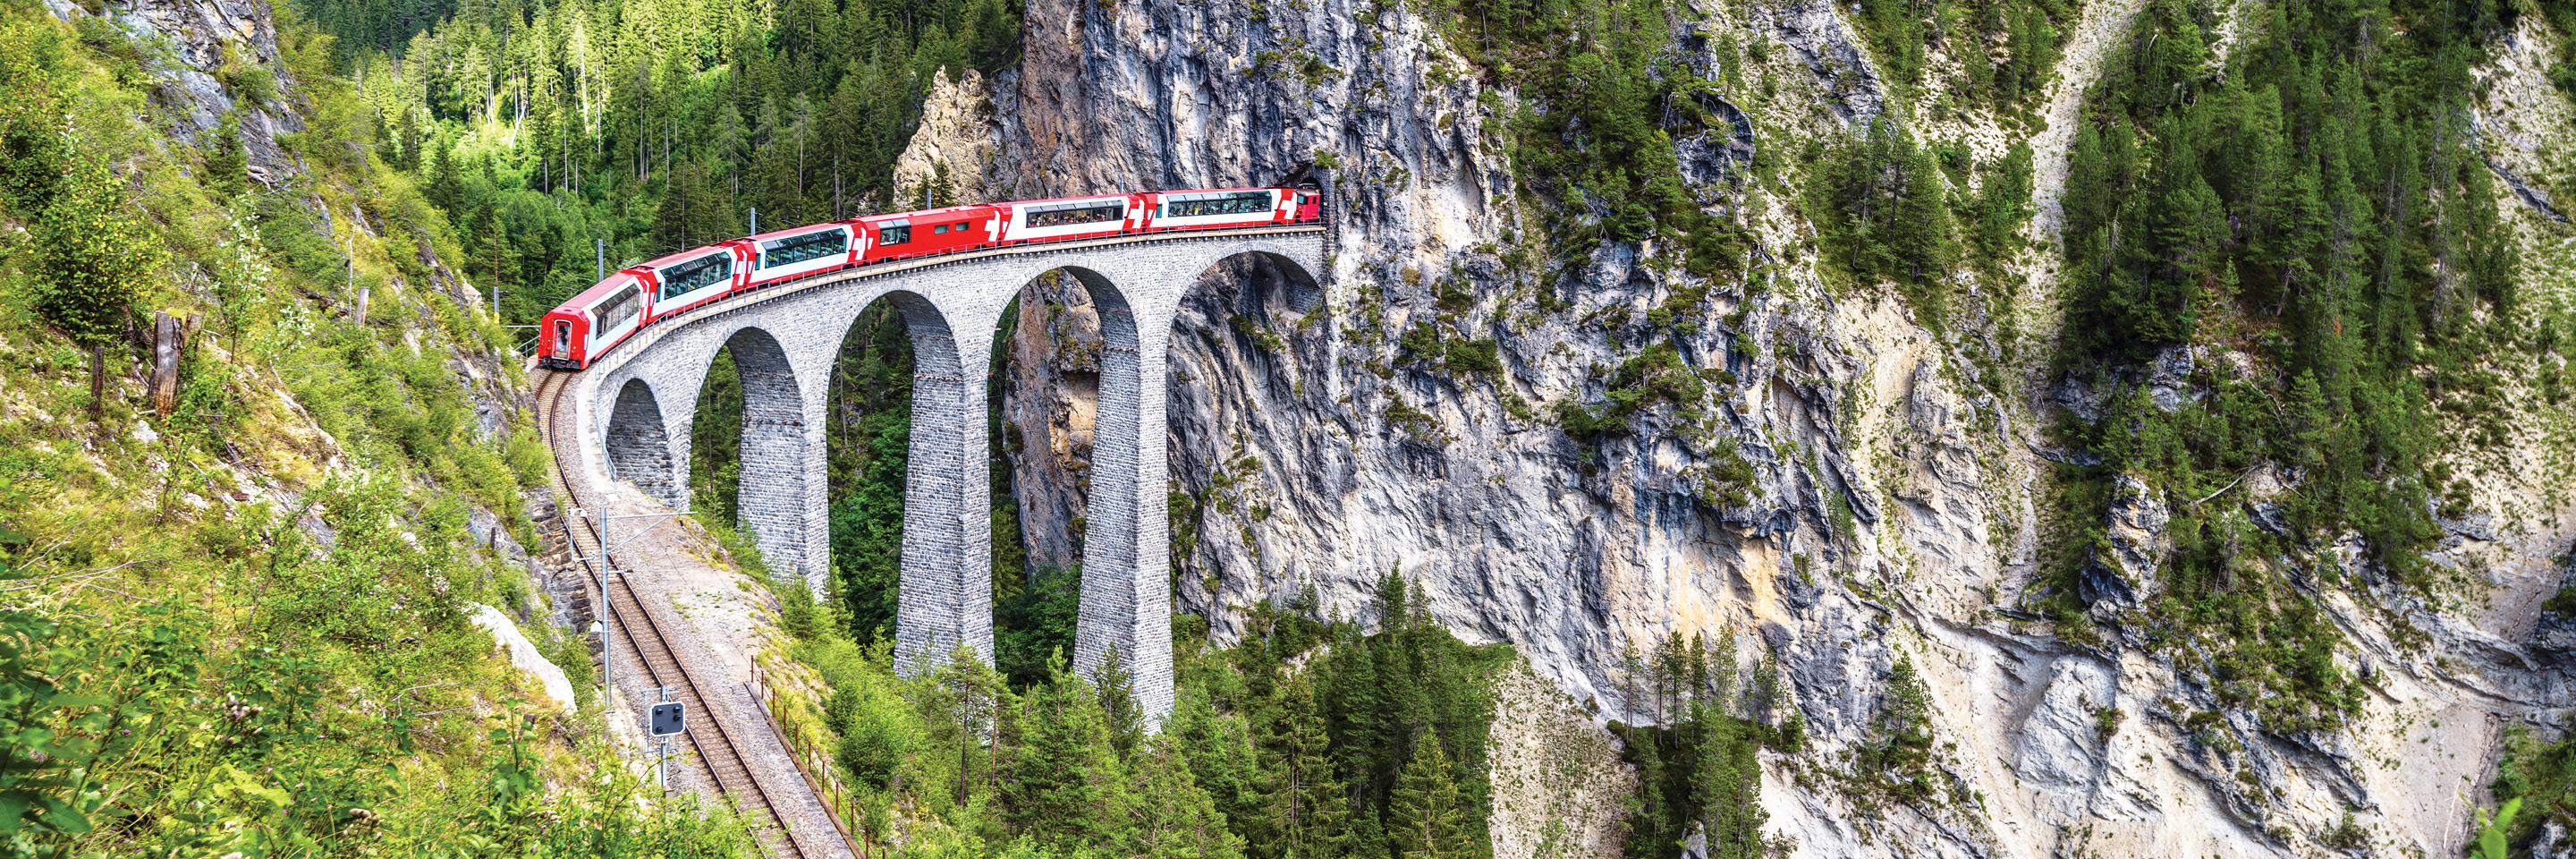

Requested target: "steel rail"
[{"left": 535, "top": 370, "right": 815, "bottom": 859}]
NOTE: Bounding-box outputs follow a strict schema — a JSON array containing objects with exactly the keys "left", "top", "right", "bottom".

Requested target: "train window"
[
  {"left": 878, "top": 222, "right": 911, "bottom": 245},
  {"left": 597, "top": 285, "right": 640, "bottom": 333},
  {"left": 657, "top": 253, "right": 730, "bottom": 300},
  {"left": 760, "top": 229, "right": 847, "bottom": 268},
  {"left": 1161, "top": 191, "right": 1275, "bottom": 218},
  {"left": 933, "top": 224, "right": 949, "bottom": 234},
  {"left": 1025, "top": 202, "right": 1123, "bottom": 228}
]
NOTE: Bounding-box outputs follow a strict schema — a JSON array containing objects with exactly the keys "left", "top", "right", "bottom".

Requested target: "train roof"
[
  {"left": 852, "top": 203, "right": 995, "bottom": 225},
  {"left": 634, "top": 245, "right": 734, "bottom": 270},
  {"left": 999, "top": 193, "right": 1137, "bottom": 208},
  {"left": 549, "top": 271, "right": 642, "bottom": 315},
  {"left": 741, "top": 221, "right": 851, "bottom": 243},
  {"left": 1152, "top": 186, "right": 1276, "bottom": 196}
]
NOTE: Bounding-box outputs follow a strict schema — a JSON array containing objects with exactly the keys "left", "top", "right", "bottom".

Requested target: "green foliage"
[
  {"left": 0, "top": 455, "right": 757, "bottom": 856},
  {"left": 1559, "top": 342, "right": 1716, "bottom": 440},
  {"left": 2543, "top": 4, "right": 2576, "bottom": 100},
  {"left": 1429, "top": 0, "right": 1752, "bottom": 263},
  {"left": 818, "top": 303, "right": 916, "bottom": 644},
  {"left": 0, "top": 1, "right": 763, "bottom": 852},
  {"left": 292, "top": 0, "right": 1024, "bottom": 327},
  {"left": 1610, "top": 631, "right": 1768, "bottom": 859},
  {"left": 2476, "top": 798, "right": 2520, "bottom": 859},
  {"left": 2485, "top": 722, "right": 2576, "bottom": 853},
  {"left": 2040, "top": 0, "right": 2528, "bottom": 735},
  {"left": 691, "top": 347, "right": 746, "bottom": 526},
  {"left": 0, "top": 16, "right": 67, "bottom": 217},
  {"left": 780, "top": 569, "right": 1506, "bottom": 859},
  {"left": 32, "top": 146, "right": 163, "bottom": 349},
  {"left": 1855, "top": 654, "right": 1937, "bottom": 802},
  {"left": 1388, "top": 732, "right": 1472, "bottom": 859},
  {"left": 1964, "top": 142, "right": 2034, "bottom": 276},
  {"left": 1443, "top": 337, "right": 1503, "bottom": 378},
  {"left": 994, "top": 563, "right": 1079, "bottom": 689},
  {"left": 1845, "top": 0, "right": 2069, "bottom": 116},
  {"left": 1803, "top": 114, "right": 1954, "bottom": 327}
]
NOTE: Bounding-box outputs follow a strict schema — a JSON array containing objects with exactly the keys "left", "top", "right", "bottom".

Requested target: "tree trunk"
[
  {"left": 89, "top": 342, "right": 105, "bottom": 427},
  {"left": 152, "top": 310, "right": 183, "bottom": 416}
]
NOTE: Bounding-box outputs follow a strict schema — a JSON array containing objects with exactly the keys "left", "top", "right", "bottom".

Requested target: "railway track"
[{"left": 533, "top": 369, "right": 813, "bottom": 859}]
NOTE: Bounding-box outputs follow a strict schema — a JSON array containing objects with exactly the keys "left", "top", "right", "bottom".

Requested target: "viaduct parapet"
[{"left": 561, "top": 226, "right": 1326, "bottom": 720}]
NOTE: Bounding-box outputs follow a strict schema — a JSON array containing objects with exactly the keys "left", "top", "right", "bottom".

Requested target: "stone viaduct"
[{"left": 560, "top": 225, "right": 1326, "bottom": 719}]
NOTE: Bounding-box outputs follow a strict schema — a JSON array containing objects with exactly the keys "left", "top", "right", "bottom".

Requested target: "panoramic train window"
[
  {"left": 761, "top": 229, "right": 847, "bottom": 268},
  {"left": 657, "top": 253, "right": 730, "bottom": 300},
  {"left": 1026, "top": 201, "right": 1123, "bottom": 228},
  {"left": 1162, "top": 191, "right": 1275, "bottom": 218},
  {"left": 878, "top": 222, "right": 911, "bottom": 245},
  {"left": 597, "top": 285, "right": 640, "bottom": 332}
]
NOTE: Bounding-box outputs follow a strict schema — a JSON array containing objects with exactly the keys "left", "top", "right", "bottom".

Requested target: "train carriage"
[
  {"left": 857, "top": 204, "right": 1000, "bottom": 262},
  {"left": 996, "top": 194, "right": 1143, "bottom": 244},
  {"left": 741, "top": 223, "right": 859, "bottom": 288},
  {"left": 1142, "top": 188, "right": 1297, "bottom": 231},
  {"left": 537, "top": 272, "right": 648, "bottom": 370},
  {"left": 639, "top": 246, "right": 742, "bottom": 322}
]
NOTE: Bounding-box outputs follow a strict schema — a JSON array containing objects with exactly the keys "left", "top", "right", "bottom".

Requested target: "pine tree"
[
  {"left": 33, "top": 147, "right": 164, "bottom": 426},
  {"left": 1126, "top": 735, "right": 1250, "bottom": 859},
  {"left": 1693, "top": 702, "right": 1767, "bottom": 859},
  {"left": 206, "top": 113, "right": 249, "bottom": 198},
  {"left": 425, "top": 140, "right": 465, "bottom": 215},
  {"left": 1871, "top": 654, "right": 1936, "bottom": 800},
  {"left": 1265, "top": 676, "right": 1351, "bottom": 859},
  {"left": 1006, "top": 661, "right": 1127, "bottom": 848},
  {"left": 1386, "top": 733, "right": 1470, "bottom": 859},
  {"left": 1170, "top": 686, "right": 1265, "bottom": 848},
  {"left": 1096, "top": 643, "right": 1143, "bottom": 755}
]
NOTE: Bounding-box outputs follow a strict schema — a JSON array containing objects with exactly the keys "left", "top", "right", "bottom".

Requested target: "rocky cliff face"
[
  {"left": 49, "top": 0, "right": 307, "bottom": 183},
  {"left": 892, "top": 0, "right": 2576, "bottom": 855}
]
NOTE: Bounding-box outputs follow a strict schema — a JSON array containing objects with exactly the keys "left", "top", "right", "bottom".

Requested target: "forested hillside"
[
  {"left": 0, "top": 0, "right": 764, "bottom": 851},
  {"left": 303, "top": 0, "right": 1019, "bottom": 326},
  {"left": 2041, "top": 0, "right": 2524, "bottom": 733}
]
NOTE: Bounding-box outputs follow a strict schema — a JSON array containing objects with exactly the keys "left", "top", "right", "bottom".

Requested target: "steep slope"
[{"left": 0, "top": 0, "right": 762, "bottom": 852}]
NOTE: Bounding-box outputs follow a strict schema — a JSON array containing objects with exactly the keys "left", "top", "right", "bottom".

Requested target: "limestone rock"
[
  {"left": 928, "top": 0, "right": 2576, "bottom": 852},
  {"left": 2082, "top": 474, "right": 2167, "bottom": 607},
  {"left": 891, "top": 68, "right": 1002, "bottom": 207},
  {"left": 470, "top": 603, "right": 577, "bottom": 710}
]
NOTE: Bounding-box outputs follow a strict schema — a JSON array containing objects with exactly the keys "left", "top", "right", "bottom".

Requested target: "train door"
[{"left": 554, "top": 320, "right": 571, "bottom": 359}]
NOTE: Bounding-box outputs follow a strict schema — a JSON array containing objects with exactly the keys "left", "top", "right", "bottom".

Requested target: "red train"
[{"left": 537, "top": 187, "right": 1324, "bottom": 370}]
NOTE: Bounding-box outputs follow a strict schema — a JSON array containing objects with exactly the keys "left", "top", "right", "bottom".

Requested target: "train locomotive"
[{"left": 538, "top": 186, "right": 1323, "bottom": 370}]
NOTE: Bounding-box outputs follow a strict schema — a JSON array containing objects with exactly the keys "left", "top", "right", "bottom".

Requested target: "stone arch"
[
  {"left": 1238, "top": 250, "right": 1326, "bottom": 315},
  {"left": 860, "top": 288, "right": 994, "bottom": 676},
  {"left": 1004, "top": 246, "right": 1324, "bottom": 724},
  {"left": 605, "top": 377, "right": 679, "bottom": 506},
  {"left": 1152, "top": 243, "right": 1330, "bottom": 659},
  {"left": 1042, "top": 268, "right": 1170, "bottom": 707},
  {"left": 712, "top": 326, "right": 812, "bottom": 586}
]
